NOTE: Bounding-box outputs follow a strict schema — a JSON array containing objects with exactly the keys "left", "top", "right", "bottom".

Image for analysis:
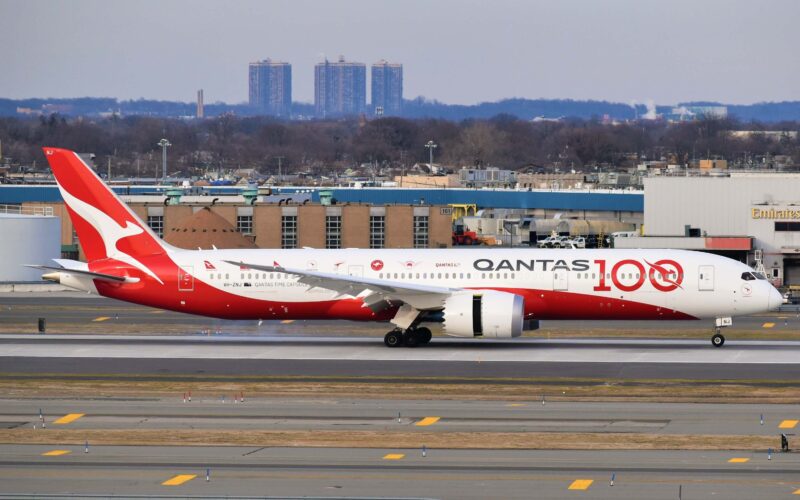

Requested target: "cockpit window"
[
  {"left": 753, "top": 272, "right": 767, "bottom": 280},
  {"left": 741, "top": 272, "right": 756, "bottom": 281}
]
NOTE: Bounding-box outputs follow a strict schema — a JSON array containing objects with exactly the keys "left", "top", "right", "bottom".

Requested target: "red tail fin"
[{"left": 43, "top": 148, "right": 168, "bottom": 278}]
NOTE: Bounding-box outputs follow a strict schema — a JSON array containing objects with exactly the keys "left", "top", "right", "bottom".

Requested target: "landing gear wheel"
[
  {"left": 384, "top": 330, "right": 403, "bottom": 348},
  {"left": 711, "top": 332, "right": 725, "bottom": 348},
  {"left": 415, "top": 327, "right": 432, "bottom": 345},
  {"left": 404, "top": 330, "right": 420, "bottom": 348}
]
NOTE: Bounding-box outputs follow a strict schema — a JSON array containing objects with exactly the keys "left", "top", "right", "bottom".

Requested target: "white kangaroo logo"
[{"left": 58, "top": 185, "right": 164, "bottom": 284}]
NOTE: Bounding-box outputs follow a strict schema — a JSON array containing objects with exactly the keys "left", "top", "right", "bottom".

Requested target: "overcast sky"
[{"left": 2, "top": 0, "right": 798, "bottom": 105}]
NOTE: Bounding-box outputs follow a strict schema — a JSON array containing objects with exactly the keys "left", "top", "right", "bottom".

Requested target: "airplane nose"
[{"left": 768, "top": 287, "right": 784, "bottom": 311}]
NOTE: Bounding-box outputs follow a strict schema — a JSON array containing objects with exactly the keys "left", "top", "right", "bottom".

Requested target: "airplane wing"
[
  {"left": 25, "top": 264, "right": 138, "bottom": 283},
  {"left": 224, "top": 260, "right": 456, "bottom": 311}
]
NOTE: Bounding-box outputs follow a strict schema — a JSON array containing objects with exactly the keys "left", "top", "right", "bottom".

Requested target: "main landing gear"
[{"left": 384, "top": 326, "right": 432, "bottom": 348}]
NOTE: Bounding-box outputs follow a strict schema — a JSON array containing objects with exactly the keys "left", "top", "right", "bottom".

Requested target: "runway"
[
  {"left": 1, "top": 396, "right": 799, "bottom": 498},
  {"left": 1, "top": 295, "right": 799, "bottom": 498},
  {"left": 1, "top": 334, "right": 800, "bottom": 379},
  {"left": 1, "top": 445, "right": 799, "bottom": 499},
  {"left": 2, "top": 398, "right": 798, "bottom": 436}
]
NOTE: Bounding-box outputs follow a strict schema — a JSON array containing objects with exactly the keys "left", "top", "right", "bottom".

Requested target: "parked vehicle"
[
  {"left": 566, "top": 236, "right": 586, "bottom": 248},
  {"left": 537, "top": 236, "right": 560, "bottom": 248},
  {"left": 452, "top": 223, "right": 482, "bottom": 246}
]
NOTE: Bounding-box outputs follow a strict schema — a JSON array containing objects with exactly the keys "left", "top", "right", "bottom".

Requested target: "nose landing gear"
[
  {"left": 384, "top": 326, "right": 433, "bottom": 347},
  {"left": 711, "top": 317, "right": 732, "bottom": 347}
]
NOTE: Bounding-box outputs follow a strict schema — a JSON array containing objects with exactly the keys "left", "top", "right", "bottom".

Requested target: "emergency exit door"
[{"left": 698, "top": 265, "right": 714, "bottom": 291}]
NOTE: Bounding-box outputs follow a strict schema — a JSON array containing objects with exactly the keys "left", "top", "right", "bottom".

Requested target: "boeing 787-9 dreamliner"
[{"left": 32, "top": 147, "right": 783, "bottom": 347}]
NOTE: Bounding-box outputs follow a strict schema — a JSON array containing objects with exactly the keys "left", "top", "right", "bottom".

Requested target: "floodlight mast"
[
  {"left": 425, "top": 140, "right": 437, "bottom": 171},
  {"left": 157, "top": 138, "right": 171, "bottom": 184}
]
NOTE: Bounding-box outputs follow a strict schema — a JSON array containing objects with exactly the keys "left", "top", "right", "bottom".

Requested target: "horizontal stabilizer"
[{"left": 25, "top": 264, "right": 138, "bottom": 283}]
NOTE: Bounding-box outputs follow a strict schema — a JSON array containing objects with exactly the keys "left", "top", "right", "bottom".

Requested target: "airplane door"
[
  {"left": 698, "top": 265, "right": 714, "bottom": 291},
  {"left": 348, "top": 265, "right": 363, "bottom": 277},
  {"left": 553, "top": 270, "right": 568, "bottom": 291},
  {"left": 178, "top": 266, "right": 194, "bottom": 292}
]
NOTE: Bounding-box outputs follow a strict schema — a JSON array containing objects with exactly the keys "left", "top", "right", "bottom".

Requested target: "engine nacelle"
[{"left": 442, "top": 290, "right": 524, "bottom": 338}]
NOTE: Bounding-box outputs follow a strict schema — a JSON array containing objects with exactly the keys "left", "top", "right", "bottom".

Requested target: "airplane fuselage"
[{"left": 83, "top": 247, "right": 777, "bottom": 322}]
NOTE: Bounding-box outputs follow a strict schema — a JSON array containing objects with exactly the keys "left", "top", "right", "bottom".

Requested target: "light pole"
[
  {"left": 274, "top": 156, "right": 285, "bottom": 185},
  {"left": 425, "top": 140, "right": 437, "bottom": 171},
  {"left": 157, "top": 138, "right": 171, "bottom": 184}
]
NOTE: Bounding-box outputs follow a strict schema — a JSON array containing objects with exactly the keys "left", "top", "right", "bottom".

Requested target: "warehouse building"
[
  {"left": 22, "top": 200, "right": 454, "bottom": 260},
  {"left": 614, "top": 173, "right": 800, "bottom": 288}
]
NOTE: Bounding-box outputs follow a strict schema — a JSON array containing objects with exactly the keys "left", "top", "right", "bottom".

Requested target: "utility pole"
[
  {"left": 425, "top": 140, "right": 437, "bottom": 172},
  {"left": 107, "top": 157, "right": 111, "bottom": 180},
  {"left": 157, "top": 138, "right": 171, "bottom": 184}
]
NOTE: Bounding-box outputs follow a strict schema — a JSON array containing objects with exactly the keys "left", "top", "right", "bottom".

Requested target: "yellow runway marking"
[
  {"left": 762, "top": 322, "right": 775, "bottom": 328},
  {"left": 150, "top": 310, "right": 166, "bottom": 314},
  {"left": 568, "top": 479, "right": 593, "bottom": 490},
  {"left": 53, "top": 413, "right": 84, "bottom": 425},
  {"left": 41, "top": 450, "right": 71, "bottom": 456},
  {"left": 506, "top": 403, "right": 527, "bottom": 407},
  {"left": 779, "top": 419, "right": 799, "bottom": 429},
  {"left": 162, "top": 474, "right": 196, "bottom": 486},
  {"left": 728, "top": 458, "right": 750, "bottom": 463},
  {"left": 92, "top": 316, "right": 111, "bottom": 322},
  {"left": 280, "top": 320, "right": 295, "bottom": 324},
  {"left": 383, "top": 454, "right": 405, "bottom": 460},
  {"left": 415, "top": 417, "right": 441, "bottom": 427},
  {"left": 794, "top": 488, "right": 800, "bottom": 495}
]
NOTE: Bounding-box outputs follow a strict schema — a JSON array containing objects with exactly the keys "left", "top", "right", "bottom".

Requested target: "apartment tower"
[
  {"left": 314, "top": 56, "right": 366, "bottom": 118},
  {"left": 248, "top": 59, "right": 292, "bottom": 117},
  {"left": 371, "top": 60, "right": 402, "bottom": 116}
]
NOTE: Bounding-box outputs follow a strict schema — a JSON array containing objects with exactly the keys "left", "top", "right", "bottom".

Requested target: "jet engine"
[{"left": 442, "top": 290, "right": 524, "bottom": 338}]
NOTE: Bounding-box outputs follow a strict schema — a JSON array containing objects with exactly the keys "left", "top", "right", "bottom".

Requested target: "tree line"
[{"left": 1, "top": 114, "right": 798, "bottom": 178}]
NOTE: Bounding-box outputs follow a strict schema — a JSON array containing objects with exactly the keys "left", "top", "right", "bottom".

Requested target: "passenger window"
[
  {"left": 379, "top": 273, "right": 383, "bottom": 279},
  {"left": 225, "top": 273, "right": 229, "bottom": 279}
]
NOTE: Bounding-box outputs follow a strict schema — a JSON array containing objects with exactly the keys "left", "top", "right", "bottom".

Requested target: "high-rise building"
[
  {"left": 314, "top": 56, "right": 366, "bottom": 118},
  {"left": 371, "top": 60, "right": 402, "bottom": 116},
  {"left": 248, "top": 59, "right": 292, "bottom": 117}
]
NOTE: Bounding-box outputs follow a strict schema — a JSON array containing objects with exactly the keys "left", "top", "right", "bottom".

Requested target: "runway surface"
[
  {"left": 1, "top": 334, "right": 800, "bottom": 379},
  {"left": 2, "top": 398, "right": 798, "bottom": 436},
  {"left": 1, "top": 445, "right": 799, "bottom": 499}
]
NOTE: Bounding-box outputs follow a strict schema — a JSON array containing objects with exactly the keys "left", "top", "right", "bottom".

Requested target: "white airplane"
[{"left": 33, "top": 147, "right": 782, "bottom": 348}]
